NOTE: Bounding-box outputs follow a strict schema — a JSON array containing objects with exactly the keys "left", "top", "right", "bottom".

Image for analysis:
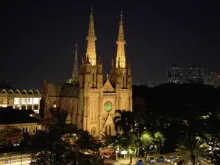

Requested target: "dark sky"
[{"left": 1, "top": 0, "right": 220, "bottom": 89}]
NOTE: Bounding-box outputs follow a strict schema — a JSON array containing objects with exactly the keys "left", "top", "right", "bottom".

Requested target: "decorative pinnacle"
[
  {"left": 91, "top": 4, "right": 93, "bottom": 13},
  {"left": 86, "top": 5, "right": 97, "bottom": 65},
  {"left": 120, "top": 10, "right": 123, "bottom": 23},
  {"left": 118, "top": 11, "right": 124, "bottom": 41}
]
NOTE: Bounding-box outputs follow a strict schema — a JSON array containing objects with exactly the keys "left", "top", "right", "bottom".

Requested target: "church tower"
[
  {"left": 43, "top": 9, "right": 132, "bottom": 139},
  {"left": 77, "top": 10, "right": 132, "bottom": 139},
  {"left": 78, "top": 7, "right": 101, "bottom": 136},
  {"left": 114, "top": 12, "right": 132, "bottom": 111}
]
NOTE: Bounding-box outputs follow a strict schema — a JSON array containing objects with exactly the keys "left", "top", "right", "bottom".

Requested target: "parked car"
[
  {"left": 165, "top": 156, "right": 178, "bottom": 163},
  {"left": 157, "top": 156, "right": 165, "bottom": 162},
  {"left": 147, "top": 157, "right": 155, "bottom": 164},
  {"left": 136, "top": 159, "right": 144, "bottom": 165}
]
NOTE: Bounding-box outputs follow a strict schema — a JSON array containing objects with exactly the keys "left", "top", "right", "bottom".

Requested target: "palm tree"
[
  {"left": 114, "top": 110, "right": 135, "bottom": 164},
  {"left": 176, "top": 135, "right": 208, "bottom": 165},
  {"left": 114, "top": 110, "right": 135, "bottom": 135}
]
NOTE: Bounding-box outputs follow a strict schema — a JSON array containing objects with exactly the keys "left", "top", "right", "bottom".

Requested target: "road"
[
  {"left": 106, "top": 158, "right": 168, "bottom": 165},
  {"left": 107, "top": 158, "right": 211, "bottom": 165},
  {"left": 0, "top": 153, "right": 31, "bottom": 165}
]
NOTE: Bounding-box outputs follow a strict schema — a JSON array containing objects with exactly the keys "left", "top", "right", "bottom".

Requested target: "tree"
[
  {"left": 143, "top": 83, "right": 220, "bottom": 153},
  {"left": 176, "top": 136, "right": 208, "bottom": 165},
  {"left": 113, "top": 110, "right": 135, "bottom": 164},
  {"left": 0, "top": 126, "right": 22, "bottom": 146},
  {"left": 114, "top": 110, "right": 135, "bottom": 135},
  {"left": 202, "top": 108, "right": 220, "bottom": 164},
  {"left": 31, "top": 109, "right": 102, "bottom": 165},
  {"left": 76, "top": 130, "right": 102, "bottom": 153}
]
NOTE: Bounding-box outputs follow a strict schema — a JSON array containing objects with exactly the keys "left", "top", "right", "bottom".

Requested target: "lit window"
[
  {"left": 33, "top": 98, "right": 39, "bottom": 104},
  {"left": 27, "top": 98, "right": 33, "bottom": 104},
  {"left": 14, "top": 98, "right": 20, "bottom": 105},
  {"left": 21, "top": 98, "right": 27, "bottom": 104}
]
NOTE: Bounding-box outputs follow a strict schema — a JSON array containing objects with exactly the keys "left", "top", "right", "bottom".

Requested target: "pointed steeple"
[
  {"left": 86, "top": 6, "right": 97, "bottom": 66},
  {"left": 116, "top": 11, "right": 126, "bottom": 69},
  {"left": 72, "top": 42, "right": 79, "bottom": 81}
]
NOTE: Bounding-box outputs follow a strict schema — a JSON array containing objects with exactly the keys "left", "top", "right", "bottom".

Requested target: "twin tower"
[{"left": 71, "top": 9, "right": 132, "bottom": 138}]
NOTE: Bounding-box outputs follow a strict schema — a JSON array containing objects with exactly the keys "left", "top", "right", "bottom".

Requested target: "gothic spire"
[
  {"left": 116, "top": 11, "right": 126, "bottom": 69},
  {"left": 72, "top": 42, "right": 79, "bottom": 81},
  {"left": 86, "top": 6, "right": 97, "bottom": 66}
]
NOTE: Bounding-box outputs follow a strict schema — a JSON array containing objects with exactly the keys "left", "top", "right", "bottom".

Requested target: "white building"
[{"left": 0, "top": 89, "right": 41, "bottom": 114}]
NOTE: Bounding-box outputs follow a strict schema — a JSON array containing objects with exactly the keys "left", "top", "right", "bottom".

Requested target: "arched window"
[
  {"left": 15, "top": 90, "right": 21, "bottom": 94},
  {"left": 105, "top": 125, "right": 111, "bottom": 136},
  {"left": 8, "top": 90, "right": 14, "bottom": 94},
  {"left": 22, "top": 90, "right": 27, "bottom": 94},
  {"left": 35, "top": 90, "right": 40, "bottom": 94},
  {"left": 91, "top": 127, "right": 96, "bottom": 136},
  {"left": 1, "top": 89, "right": 7, "bottom": 94},
  {"left": 28, "top": 90, "right": 33, "bottom": 94}
]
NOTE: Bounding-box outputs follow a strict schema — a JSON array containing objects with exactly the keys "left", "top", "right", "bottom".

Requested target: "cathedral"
[{"left": 42, "top": 9, "right": 132, "bottom": 139}]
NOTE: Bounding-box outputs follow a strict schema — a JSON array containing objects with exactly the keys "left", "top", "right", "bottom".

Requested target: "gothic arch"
[
  {"left": 28, "top": 90, "right": 33, "bottom": 94},
  {"left": 8, "top": 89, "right": 14, "bottom": 94},
  {"left": 21, "top": 90, "right": 27, "bottom": 94},
  {"left": 34, "top": 90, "right": 40, "bottom": 94},
  {"left": 15, "top": 89, "right": 21, "bottom": 94},
  {"left": 0, "top": 89, "right": 7, "bottom": 94}
]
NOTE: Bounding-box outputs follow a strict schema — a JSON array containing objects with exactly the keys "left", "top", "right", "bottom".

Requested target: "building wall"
[
  {"left": 204, "top": 72, "right": 220, "bottom": 88},
  {"left": 0, "top": 89, "right": 41, "bottom": 114},
  {"left": 0, "top": 123, "right": 42, "bottom": 135}
]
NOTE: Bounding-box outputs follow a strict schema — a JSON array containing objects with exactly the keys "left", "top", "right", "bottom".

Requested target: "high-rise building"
[
  {"left": 186, "top": 65, "right": 204, "bottom": 84},
  {"left": 204, "top": 72, "right": 220, "bottom": 88},
  {"left": 166, "top": 64, "right": 185, "bottom": 84},
  {"left": 42, "top": 10, "right": 132, "bottom": 139}
]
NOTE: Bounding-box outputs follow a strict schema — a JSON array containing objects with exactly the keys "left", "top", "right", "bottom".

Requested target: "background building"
[
  {"left": 204, "top": 72, "right": 220, "bottom": 88},
  {"left": 134, "top": 81, "right": 154, "bottom": 88},
  {"left": 166, "top": 64, "right": 185, "bottom": 84},
  {"left": 186, "top": 65, "right": 204, "bottom": 84},
  {"left": 0, "top": 89, "right": 41, "bottom": 114},
  {"left": 0, "top": 108, "right": 41, "bottom": 143}
]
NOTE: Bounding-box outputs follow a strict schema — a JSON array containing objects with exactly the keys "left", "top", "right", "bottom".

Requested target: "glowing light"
[
  {"left": 14, "top": 98, "right": 20, "bottom": 105},
  {"left": 27, "top": 98, "right": 33, "bottom": 104},
  {"left": 121, "top": 150, "right": 127, "bottom": 155},
  {"left": 21, "top": 98, "right": 26, "bottom": 104},
  {"left": 33, "top": 98, "right": 39, "bottom": 104}
]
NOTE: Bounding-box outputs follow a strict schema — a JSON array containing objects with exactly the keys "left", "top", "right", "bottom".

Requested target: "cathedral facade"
[{"left": 42, "top": 10, "right": 132, "bottom": 139}]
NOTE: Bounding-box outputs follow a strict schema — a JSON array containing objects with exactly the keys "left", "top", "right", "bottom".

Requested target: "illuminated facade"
[
  {"left": 42, "top": 10, "right": 132, "bottom": 139},
  {"left": 0, "top": 89, "right": 41, "bottom": 113}
]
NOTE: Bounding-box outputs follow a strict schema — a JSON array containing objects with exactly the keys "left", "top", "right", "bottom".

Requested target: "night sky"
[{"left": 1, "top": 0, "right": 220, "bottom": 89}]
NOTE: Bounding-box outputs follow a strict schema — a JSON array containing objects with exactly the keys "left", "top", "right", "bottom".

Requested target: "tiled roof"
[
  {"left": 0, "top": 108, "right": 39, "bottom": 124},
  {"left": 59, "top": 83, "right": 79, "bottom": 98}
]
